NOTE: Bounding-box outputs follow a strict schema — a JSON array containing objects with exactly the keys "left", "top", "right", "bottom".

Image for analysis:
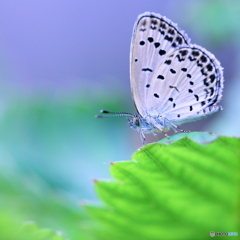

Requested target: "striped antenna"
[{"left": 95, "top": 110, "right": 135, "bottom": 118}]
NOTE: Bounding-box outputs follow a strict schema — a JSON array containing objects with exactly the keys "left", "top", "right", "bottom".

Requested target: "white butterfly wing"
[
  {"left": 130, "top": 12, "right": 224, "bottom": 130},
  {"left": 147, "top": 45, "right": 223, "bottom": 125},
  {"left": 130, "top": 12, "right": 190, "bottom": 116}
]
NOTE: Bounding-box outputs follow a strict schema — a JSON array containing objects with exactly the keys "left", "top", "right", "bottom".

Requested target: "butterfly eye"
[{"left": 133, "top": 117, "right": 140, "bottom": 126}]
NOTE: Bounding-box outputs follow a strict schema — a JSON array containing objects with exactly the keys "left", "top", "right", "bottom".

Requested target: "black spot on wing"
[
  {"left": 209, "top": 74, "right": 216, "bottom": 83},
  {"left": 194, "top": 94, "right": 199, "bottom": 101},
  {"left": 176, "top": 54, "right": 184, "bottom": 62},
  {"left": 203, "top": 74, "right": 216, "bottom": 87},
  {"left": 164, "top": 60, "right": 171, "bottom": 65},
  {"left": 159, "top": 49, "right": 166, "bottom": 55},
  {"left": 209, "top": 87, "right": 214, "bottom": 96},
  {"left": 197, "top": 60, "right": 203, "bottom": 67},
  {"left": 179, "top": 50, "right": 188, "bottom": 56},
  {"left": 151, "top": 19, "right": 157, "bottom": 25},
  {"left": 159, "top": 30, "right": 165, "bottom": 35},
  {"left": 168, "top": 28, "right": 175, "bottom": 35},
  {"left": 203, "top": 78, "right": 209, "bottom": 87},
  {"left": 141, "top": 19, "right": 146, "bottom": 26},
  {"left": 176, "top": 36, "right": 183, "bottom": 44},
  {"left": 160, "top": 23, "right": 166, "bottom": 29},
  {"left": 206, "top": 63, "right": 213, "bottom": 71},
  {"left": 164, "top": 35, "right": 173, "bottom": 42},
  {"left": 192, "top": 51, "right": 200, "bottom": 56},
  {"left": 204, "top": 89, "right": 209, "bottom": 98},
  {"left": 201, "top": 69, "right": 208, "bottom": 76},
  {"left": 189, "top": 56, "right": 196, "bottom": 61},
  {"left": 200, "top": 55, "right": 207, "bottom": 63},
  {"left": 157, "top": 75, "right": 165, "bottom": 80},
  {"left": 142, "top": 68, "right": 153, "bottom": 72},
  {"left": 154, "top": 42, "right": 160, "bottom": 48},
  {"left": 208, "top": 97, "right": 218, "bottom": 107},
  {"left": 148, "top": 37, "right": 154, "bottom": 43}
]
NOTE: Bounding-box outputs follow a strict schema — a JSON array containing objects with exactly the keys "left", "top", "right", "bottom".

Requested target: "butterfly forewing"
[{"left": 130, "top": 12, "right": 190, "bottom": 116}]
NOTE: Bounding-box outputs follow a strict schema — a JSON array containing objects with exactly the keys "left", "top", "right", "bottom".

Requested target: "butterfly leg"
[
  {"left": 165, "top": 118, "right": 190, "bottom": 133},
  {"left": 140, "top": 131, "right": 146, "bottom": 145},
  {"left": 171, "top": 123, "right": 190, "bottom": 133},
  {"left": 151, "top": 131, "right": 157, "bottom": 136},
  {"left": 151, "top": 131, "right": 159, "bottom": 141},
  {"left": 164, "top": 132, "right": 170, "bottom": 139}
]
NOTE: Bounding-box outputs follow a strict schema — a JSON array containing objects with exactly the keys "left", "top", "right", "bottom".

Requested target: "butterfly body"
[
  {"left": 128, "top": 114, "right": 172, "bottom": 132},
  {"left": 96, "top": 12, "right": 224, "bottom": 144}
]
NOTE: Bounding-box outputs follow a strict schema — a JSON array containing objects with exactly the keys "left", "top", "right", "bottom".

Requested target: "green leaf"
[
  {"left": 85, "top": 133, "right": 240, "bottom": 240},
  {"left": 158, "top": 131, "right": 218, "bottom": 144}
]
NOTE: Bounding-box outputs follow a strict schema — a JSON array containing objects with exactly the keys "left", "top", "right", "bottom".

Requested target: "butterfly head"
[
  {"left": 95, "top": 110, "right": 155, "bottom": 133},
  {"left": 96, "top": 110, "right": 162, "bottom": 144},
  {"left": 127, "top": 114, "right": 158, "bottom": 134},
  {"left": 127, "top": 116, "right": 141, "bottom": 130}
]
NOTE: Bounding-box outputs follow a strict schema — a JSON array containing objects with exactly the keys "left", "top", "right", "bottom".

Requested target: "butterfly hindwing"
[{"left": 146, "top": 45, "right": 223, "bottom": 125}]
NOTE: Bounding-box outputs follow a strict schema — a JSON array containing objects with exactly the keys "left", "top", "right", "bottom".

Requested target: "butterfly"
[{"left": 96, "top": 12, "right": 224, "bottom": 144}]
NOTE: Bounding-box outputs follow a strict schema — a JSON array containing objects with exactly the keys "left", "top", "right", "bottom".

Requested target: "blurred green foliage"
[
  {"left": 0, "top": 90, "right": 132, "bottom": 195},
  {"left": 187, "top": 0, "right": 240, "bottom": 45},
  {"left": 0, "top": 91, "right": 129, "bottom": 239}
]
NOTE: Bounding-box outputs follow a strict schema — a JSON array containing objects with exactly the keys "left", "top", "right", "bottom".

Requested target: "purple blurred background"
[{"left": 0, "top": 0, "right": 234, "bottom": 94}]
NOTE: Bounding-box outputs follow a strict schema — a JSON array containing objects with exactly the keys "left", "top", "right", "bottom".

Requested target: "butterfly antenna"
[{"left": 95, "top": 110, "right": 135, "bottom": 118}]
